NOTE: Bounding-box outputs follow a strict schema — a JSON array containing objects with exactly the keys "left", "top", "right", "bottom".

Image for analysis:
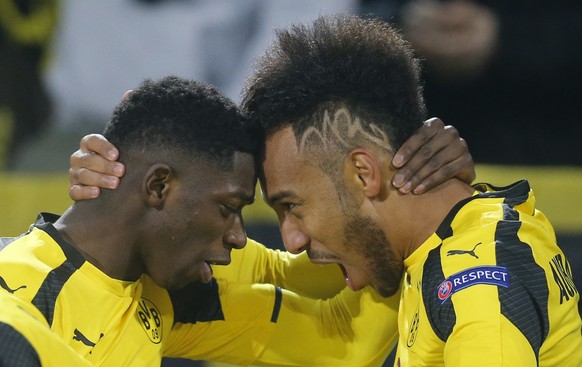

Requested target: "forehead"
[
  {"left": 187, "top": 151, "right": 256, "bottom": 197},
  {"left": 262, "top": 127, "right": 330, "bottom": 200}
]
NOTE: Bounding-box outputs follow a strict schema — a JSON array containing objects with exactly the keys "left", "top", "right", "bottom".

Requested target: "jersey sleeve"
[
  {"left": 0, "top": 291, "right": 93, "bottom": 367},
  {"left": 426, "top": 204, "right": 550, "bottom": 366},
  {"left": 254, "top": 286, "right": 399, "bottom": 367},
  {"left": 0, "top": 323, "right": 41, "bottom": 367},
  {"left": 164, "top": 281, "right": 282, "bottom": 365},
  {"left": 164, "top": 278, "right": 399, "bottom": 367},
  {"left": 213, "top": 239, "right": 346, "bottom": 299}
]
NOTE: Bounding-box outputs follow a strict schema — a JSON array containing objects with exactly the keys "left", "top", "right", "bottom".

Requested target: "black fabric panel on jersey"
[
  {"left": 0, "top": 323, "right": 41, "bottom": 367},
  {"left": 495, "top": 204, "right": 549, "bottom": 361},
  {"left": 31, "top": 213, "right": 86, "bottom": 326},
  {"left": 435, "top": 195, "right": 476, "bottom": 240},
  {"left": 475, "top": 180, "right": 530, "bottom": 204},
  {"left": 31, "top": 262, "right": 78, "bottom": 327},
  {"left": 169, "top": 279, "right": 225, "bottom": 325},
  {"left": 270, "top": 287, "right": 282, "bottom": 323},
  {"left": 422, "top": 245, "right": 456, "bottom": 342}
]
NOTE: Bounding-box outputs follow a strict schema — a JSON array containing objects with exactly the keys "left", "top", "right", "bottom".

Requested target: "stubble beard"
[{"left": 343, "top": 212, "right": 403, "bottom": 297}]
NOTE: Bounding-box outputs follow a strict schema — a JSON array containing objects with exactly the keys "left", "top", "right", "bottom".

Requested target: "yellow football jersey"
[
  {"left": 396, "top": 180, "right": 582, "bottom": 367},
  {"left": 0, "top": 290, "right": 92, "bottom": 366},
  {"left": 1, "top": 213, "right": 400, "bottom": 367}
]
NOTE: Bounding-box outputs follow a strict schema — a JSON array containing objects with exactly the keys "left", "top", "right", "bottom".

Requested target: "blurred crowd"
[
  {"left": 0, "top": 0, "right": 58, "bottom": 169},
  {"left": 360, "top": 0, "right": 582, "bottom": 166},
  {"left": 1, "top": 0, "right": 581, "bottom": 171}
]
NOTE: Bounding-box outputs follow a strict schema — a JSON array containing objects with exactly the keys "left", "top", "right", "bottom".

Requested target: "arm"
[
  {"left": 255, "top": 286, "right": 399, "bottom": 367},
  {"left": 68, "top": 118, "right": 475, "bottom": 200},
  {"left": 213, "top": 239, "right": 346, "bottom": 298},
  {"left": 0, "top": 292, "right": 93, "bottom": 367},
  {"left": 164, "top": 279, "right": 398, "bottom": 367}
]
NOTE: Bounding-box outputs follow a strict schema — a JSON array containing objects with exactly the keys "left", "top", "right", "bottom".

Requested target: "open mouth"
[
  {"left": 337, "top": 263, "right": 358, "bottom": 290},
  {"left": 338, "top": 263, "right": 348, "bottom": 279}
]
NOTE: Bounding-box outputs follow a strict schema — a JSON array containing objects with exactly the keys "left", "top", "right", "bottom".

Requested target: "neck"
[
  {"left": 53, "top": 202, "right": 144, "bottom": 281},
  {"left": 379, "top": 178, "right": 474, "bottom": 261}
]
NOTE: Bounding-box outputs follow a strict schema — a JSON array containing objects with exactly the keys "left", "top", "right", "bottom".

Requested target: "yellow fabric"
[
  {"left": 0, "top": 291, "right": 92, "bottom": 366},
  {"left": 0, "top": 222, "right": 278, "bottom": 366},
  {"left": 396, "top": 181, "right": 582, "bottom": 366},
  {"left": 256, "top": 286, "right": 398, "bottom": 367},
  {"left": 214, "top": 240, "right": 400, "bottom": 367},
  {"left": 214, "top": 239, "right": 346, "bottom": 299},
  {"left": 1, "top": 216, "right": 401, "bottom": 366}
]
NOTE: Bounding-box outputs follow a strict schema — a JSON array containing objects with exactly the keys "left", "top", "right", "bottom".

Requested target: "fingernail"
[
  {"left": 400, "top": 182, "right": 412, "bottom": 194},
  {"left": 106, "top": 177, "right": 119, "bottom": 188},
  {"left": 89, "top": 187, "right": 100, "bottom": 198},
  {"left": 393, "top": 153, "right": 404, "bottom": 167},
  {"left": 393, "top": 174, "right": 405, "bottom": 188},
  {"left": 113, "top": 164, "right": 124, "bottom": 176},
  {"left": 108, "top": 150, "right": 117, "bottom": 160},
  {"left": 413, "top": 184, "right": 426, "bottom": 195}
]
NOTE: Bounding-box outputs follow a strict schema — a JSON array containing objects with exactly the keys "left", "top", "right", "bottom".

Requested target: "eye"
[
  {"left": 220, "top": 203, "right": 239, "bottom": 217},
  {"left": 221, "top": 201, "right": 249, "bottom": 217},
  {"left": 280, "top": 201, "right": 302, "bottom": 213}
]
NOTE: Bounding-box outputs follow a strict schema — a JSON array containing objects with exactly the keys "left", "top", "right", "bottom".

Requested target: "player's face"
[
  {"left": 145, "top": 152, "right": 256, "bottom": 290},
  {"left": 262, "top": 127, "right": 402, "bottom": 297}
]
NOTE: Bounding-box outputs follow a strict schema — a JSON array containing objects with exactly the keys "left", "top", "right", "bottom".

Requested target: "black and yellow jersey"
[
  {"left": 396, "top": 180, "right": 582, "bottom": 367},
  {"left": 0, "top": 213, "right": 400, "bottom": 366},
  {"left": 0, "top": 290, "right": 92, "bottom": 367},
  {"left": 0, "top": 214, "right": 280, "bottom": 366},
  {"left": 212, "top": 239, "right": 400, "bottom": 367}
]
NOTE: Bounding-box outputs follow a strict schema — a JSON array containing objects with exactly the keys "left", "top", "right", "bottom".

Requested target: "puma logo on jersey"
[
  {"left": 73, "top": 328, "right": 104, "bottom": 352},
  {"left": 0, "top": 275, "right": 26, "bottom": 293},
  {"left": 447, "top": 242, "right": 482, "bottom": 259}
]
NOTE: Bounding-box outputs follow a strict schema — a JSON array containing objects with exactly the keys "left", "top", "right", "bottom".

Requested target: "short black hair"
[
  {"left": 104, "top": 76, "right": 258, "bottom": 169},
  {"left": 242, "top": 14, "right": 426, "bottom": 154}
]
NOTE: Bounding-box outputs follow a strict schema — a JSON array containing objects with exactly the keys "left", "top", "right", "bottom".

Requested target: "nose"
[
  {"left": 224, "top": 215, "right": 247, "bottom": 250},
  {"left": 280, "top": 216, "right": 310, "bottom": 254}
]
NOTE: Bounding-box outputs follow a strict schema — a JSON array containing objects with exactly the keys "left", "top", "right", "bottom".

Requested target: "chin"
[
  {"left": 374, "top": 282, "right": 400, "bottom": 298},
  {"left": 152, "top": 275, "right": 185, "bottom": 291}
]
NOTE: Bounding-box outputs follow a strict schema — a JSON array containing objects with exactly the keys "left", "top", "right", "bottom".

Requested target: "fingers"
[
  {"left": 68, "top": 134, "right": 125, "bottom": 201},
  {"left": 68, "top": 164, "right": 121, "bottom": 189},
  {"left": 399, "top": 141, "right": 469, "bottom": 195},
  {"left": 392, "top": 118, "right": 475, "bottom": 194},
  {"left": 392, "top": 117, "right": 444, "bottom": 168},
  {"left": 68, "top": 184, "right": 100, "bottom": 201},
  {"left": 80, "top": 134, "right": 120, "bottom": 161},
  {"left": 70, "top": 149, "right": 124, "bottom": 183}
]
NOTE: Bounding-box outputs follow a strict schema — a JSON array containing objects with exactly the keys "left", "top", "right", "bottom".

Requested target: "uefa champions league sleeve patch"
[{"left": 436, "top": 266, "right": 510, "bottom": 303}]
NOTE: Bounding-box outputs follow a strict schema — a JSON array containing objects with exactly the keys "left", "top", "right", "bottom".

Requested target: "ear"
[
  {"left": 346, "top": 148, "right": 382, "bottom": 198},
  {"left": 143, "top": 164, "right": 174, "bottom": 210}
]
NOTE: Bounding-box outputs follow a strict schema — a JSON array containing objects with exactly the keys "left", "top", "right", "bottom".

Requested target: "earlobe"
[
  {"left": 144, "top": 164, "right": 173, "bottom": 209},
  {"left": 347, "top": 149, "right": 381, "bottom": 197}
]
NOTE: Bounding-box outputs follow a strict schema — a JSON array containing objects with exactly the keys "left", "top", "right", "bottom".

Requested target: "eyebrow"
[
  {"left": 233, "top": 191, "right": 255, "bottom": 206},
  {"left": 224, "top": 191, "right": 255, "bottom": 205},
  {"left": 265, "top": 190, "right": 297, "bottom": 206}
]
